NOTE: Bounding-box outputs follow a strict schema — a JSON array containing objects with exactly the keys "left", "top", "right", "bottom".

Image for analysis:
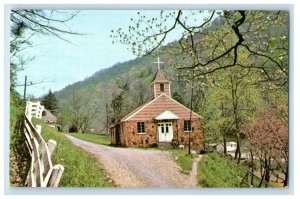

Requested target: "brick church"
[{"left": 110, "top": 58, "right": 204, "bottom": 151}]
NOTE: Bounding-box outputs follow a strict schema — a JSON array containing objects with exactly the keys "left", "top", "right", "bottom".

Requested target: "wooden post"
[
  {"left": 47, "top": 165, "right": 64, "bottom": 187},
  {"left": 47, "top": 140, "right": 57, "bottom": 156},
  {"left": 24, "top": 114, "right": 64, "bottom": 187},
  {"left": 23, "top": 75, "right": 27, "bottom": 101},
  {"left": 36, "top": 125, "right": 41, "bottom": 135}
]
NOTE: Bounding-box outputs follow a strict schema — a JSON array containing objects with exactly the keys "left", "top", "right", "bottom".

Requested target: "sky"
[{"left": 15, "top": 10, "right": 210, "bottom": 98}]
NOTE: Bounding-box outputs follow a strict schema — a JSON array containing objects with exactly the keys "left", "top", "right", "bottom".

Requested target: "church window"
[
  {"left": 137, "top": 122, "right": 145, "bottom": 133},
  {"left": 160, "top": 84, "right": 164, "bottom": 91},
  {"left": 184, "top": 120, "right": 191, "bottom": 132}
]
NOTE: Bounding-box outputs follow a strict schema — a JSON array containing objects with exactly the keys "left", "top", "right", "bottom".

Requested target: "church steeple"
[{"left": 150, "top": 57, "right": 171, "bottom": 99}]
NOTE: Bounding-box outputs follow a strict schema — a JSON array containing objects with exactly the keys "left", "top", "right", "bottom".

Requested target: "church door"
[{"left": 158, "top": 122, "right": 173, "bottom": 142}]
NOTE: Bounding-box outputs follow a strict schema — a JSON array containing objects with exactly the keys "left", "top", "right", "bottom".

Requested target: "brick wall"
[{"left": 111, "top": 118, "right": 204, "bottom": 151}]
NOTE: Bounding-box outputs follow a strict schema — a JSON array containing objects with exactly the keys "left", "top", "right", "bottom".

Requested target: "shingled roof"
[
  {"left": 121, "top": 93, "right": 202, "bottom": 121},
  {"left": 152, "top": 69, "right": 169, "bottom": 83}
]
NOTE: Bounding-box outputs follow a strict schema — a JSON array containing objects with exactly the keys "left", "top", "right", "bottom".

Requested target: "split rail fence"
[{"left": 24, "top": 114, "right": 64, "bottom": 187}]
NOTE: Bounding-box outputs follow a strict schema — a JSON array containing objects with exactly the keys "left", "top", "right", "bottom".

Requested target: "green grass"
[
  {"left": 33, "top": 120, "right": 113, "bottom": 187},
  {"left": 173, "top": 150, "right": 194, "bottom": 174},
  {"left": 69, "top": 133, "right": 110, "bottom": 146},
  {"left": 198, "top": 152, "right": 247, "bottom": 187},
  {"left": 198, "top": 152, "right": 272, "bottom": 188}
]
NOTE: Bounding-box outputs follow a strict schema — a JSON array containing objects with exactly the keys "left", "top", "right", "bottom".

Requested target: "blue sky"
[{"left": 16, "top": 10, "right": 209, "bottom": 98}]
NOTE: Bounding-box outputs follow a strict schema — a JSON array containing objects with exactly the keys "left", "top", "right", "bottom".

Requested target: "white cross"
[{"left": 154, "top": 57, "right": 164, "bottom": 70}]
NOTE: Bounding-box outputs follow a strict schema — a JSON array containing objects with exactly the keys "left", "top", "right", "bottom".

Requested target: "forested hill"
[
  {"left": 54, "top": 55, "right": 156, "bottom": 100},
  {"left": 53, "top": 11, "right": 288, "bottom": 135},
  {"left": 54, "top": 15, "right": 227, "bottom": 102}
]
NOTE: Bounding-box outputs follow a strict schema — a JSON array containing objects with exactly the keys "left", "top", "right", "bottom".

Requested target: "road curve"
[{"left": 64, "top": 134, "right": 199, "bottom": 188}]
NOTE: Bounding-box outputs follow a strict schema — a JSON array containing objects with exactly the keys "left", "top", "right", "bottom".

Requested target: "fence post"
[
  {"left": 24, "top": 114, "right": 64, "bottom": 187},
  {"left": 48, "top": 140, "right": 57, "bottom": 156},
  {"left": 36, "top": 125, "right": 41, "bottom": 135},
  {"left": 47, "top": 165, "right": 64, "bottom": 187}
]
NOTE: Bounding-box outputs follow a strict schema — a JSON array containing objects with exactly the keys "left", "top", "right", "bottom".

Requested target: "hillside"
[
  {"left": 53, "top": 11, "right": 288, "bottom": 135},
  {"left": 53, "top": 48, "right": 191, "bottom": 133}
]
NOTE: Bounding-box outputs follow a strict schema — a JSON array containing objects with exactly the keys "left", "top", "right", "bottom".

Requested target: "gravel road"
[{"left": 64, "top": 134, "right": 200, "bottom": 188}]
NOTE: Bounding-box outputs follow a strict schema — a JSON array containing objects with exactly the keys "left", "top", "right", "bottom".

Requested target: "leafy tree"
[
  {"left": 63, "top": 90, "right": 101, "bottom": 133},
  {"left": 241, "top": 105, "right": 288, "bottom": 186},
  {"left": 111, "top": 10, "right": 288, "bottom": 87},
  {"left": 172, "top": 92, "right": 186, "bottom": 106},
  {"left": 202, "top": 61, "right": 261, "bottom": 163},
  {"left": 41, "top": 89, "right": 59, "bottom": 115}
]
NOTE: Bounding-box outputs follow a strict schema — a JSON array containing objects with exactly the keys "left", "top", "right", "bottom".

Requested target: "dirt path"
[{"left": 65, "top": 134, "right": 200, "bottom": 188}]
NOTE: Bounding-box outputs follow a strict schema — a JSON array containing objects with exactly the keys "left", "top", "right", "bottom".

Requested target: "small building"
[
  {"left": 216, "top": 141, "right": 237, "bottom": 153},
  {"left": 42, "top": 108, "right": 57, "bottom": 124},
  {"left": 110, "top": 59, "right": 204, "bottom": 150},
  {"left": 25, "top": 101, "right": 44, "bottom": 120}
]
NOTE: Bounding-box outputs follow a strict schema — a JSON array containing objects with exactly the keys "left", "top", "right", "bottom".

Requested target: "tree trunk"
[
  {"left": 234, "top": 133, "right": 241, "bottom": 164},
  {"left": 223, "top": 133, "right": 227, "bottom": 154},
  {"left": 250, "top": 148, "right": 254, "bottom": 186},
  {"left": 284, "top": 162, "right": 288, "bottom": 187},
  {"left": 258, "top": 168, "right": 266, "bottom": 188},
  {"left": 264, "top": 156, "right": 271, "bottom": 187}
]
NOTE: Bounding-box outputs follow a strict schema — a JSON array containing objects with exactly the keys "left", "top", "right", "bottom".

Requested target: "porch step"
[{"left": 157, "top": 142, "right": 173, "bottom": 149}]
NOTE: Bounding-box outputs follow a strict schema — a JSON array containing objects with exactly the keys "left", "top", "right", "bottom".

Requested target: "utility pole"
[
  {"left": 188, "top": 87, "right": 194, "bottom": 154},
  {"left": 23, "top": 75, "right": 27, "bottom": 101},
  {"left": 188, "top": 70, "right": 195, "bottom": 155}
]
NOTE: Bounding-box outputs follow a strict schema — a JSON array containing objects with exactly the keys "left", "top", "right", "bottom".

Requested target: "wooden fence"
[{"left": 24, "top": 114, "right": 64, "bottom": 187}]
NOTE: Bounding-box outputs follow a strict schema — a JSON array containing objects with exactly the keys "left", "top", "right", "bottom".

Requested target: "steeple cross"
[{"left": 154, "top": 57, "right": 164, "bottom": 70}]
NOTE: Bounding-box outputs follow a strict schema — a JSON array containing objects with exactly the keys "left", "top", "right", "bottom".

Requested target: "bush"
[
  {"left": 68, "top": 124, "right": 78, "bottom": 133},
  {"left": 9, "top": 94, "right": 30, "bottom": 186}
]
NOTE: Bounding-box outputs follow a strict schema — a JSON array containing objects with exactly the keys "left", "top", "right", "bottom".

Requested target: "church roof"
[
  {"left": 152, "top": 69, "right": 169, "bottom": 83},
  {"left": 121, "top": 93, "right": 202, "bottom": 121}
]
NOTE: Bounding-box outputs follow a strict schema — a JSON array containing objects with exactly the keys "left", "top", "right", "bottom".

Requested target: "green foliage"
[
  {"left": 41, "top": 89, "right": 59, "bottom": 115},
  {"left": 173, "top": 150, "right": 194, "bottom": 174},
  {"left": 172, "top": 92, "right": 187, "bottom": 107},
  {"left": 70, "top": 133, "right": 111, "bottom": 146},
  {"left": 198, "top": 153, "right": 245, "bottom": 187},
  {"left": 34, "top": 119, "right": 113, "bottom": 187},
  {"left": 9, "top": 92, "right": 31, "bottom": 186}
]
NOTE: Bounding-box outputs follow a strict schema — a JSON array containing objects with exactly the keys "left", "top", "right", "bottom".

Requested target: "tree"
[
  {"left": 241, "top": 105, "right": 288, "bottom": 186},
  {"left": 41, "top": 89, "right": 59, "bottom": 115},
  {"left": 111, "top": 10, "right": 288, "bottom": 87},
  {"left": 64, "top": 90, "right": 101, "bottom": 133},
  {"left": 129, "top": 67, "right": 152, "bottom": 106},
  {"left": 202, "top": 59, "right": 261, "bottom": 162},
  {"left": 10, "top": 10, "right": 81, "bottom": 92},
  {"left": 9, "top": 9, "right": 81, "bottom": 186},
  {"left": 110, "top": 79, "right": 130, "bottom": 124}
]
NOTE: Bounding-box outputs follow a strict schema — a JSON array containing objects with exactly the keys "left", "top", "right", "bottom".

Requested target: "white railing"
[{"left": 24, "top": 114, "right": 64, "bottom": 187}]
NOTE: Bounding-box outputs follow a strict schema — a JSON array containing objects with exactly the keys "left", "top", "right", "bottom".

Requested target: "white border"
[{"left": 1, "top": 1, "right": 297, "bottom": 198}]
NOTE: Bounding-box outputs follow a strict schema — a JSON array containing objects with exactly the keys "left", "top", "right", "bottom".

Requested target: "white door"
[{"left": 158, "top": 122, "right": 173, "bottom": 142}]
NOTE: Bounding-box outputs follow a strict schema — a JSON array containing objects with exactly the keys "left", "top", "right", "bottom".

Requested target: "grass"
[
  {"left": 198, "top": 152, "right": 271, "bottom": 188},
  {"left": 198, "top": 152, "right": 248, "bottom": 187},
  {"left": 69, "top": 133, "right": 111, "bottom": 146},
  {"left": 172, "top": 150, "right": 194, "bottom": 174},
  {"left": 33, "top": 119, "right": 113, "bottom": 187}
]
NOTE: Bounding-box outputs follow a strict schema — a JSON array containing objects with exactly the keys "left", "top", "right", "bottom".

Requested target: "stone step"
[{"left": 157, "top": 142, "right": 173, "bottom": 149}]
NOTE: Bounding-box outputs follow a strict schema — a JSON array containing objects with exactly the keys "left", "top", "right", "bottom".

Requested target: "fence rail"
[{"left": 24, "top": 114, "right": 64, "bottom": 187}]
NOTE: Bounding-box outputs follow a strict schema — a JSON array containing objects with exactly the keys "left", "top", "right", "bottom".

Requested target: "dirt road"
[{"left": 65, "top": 134, "right": 200, "bottom": 188}]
